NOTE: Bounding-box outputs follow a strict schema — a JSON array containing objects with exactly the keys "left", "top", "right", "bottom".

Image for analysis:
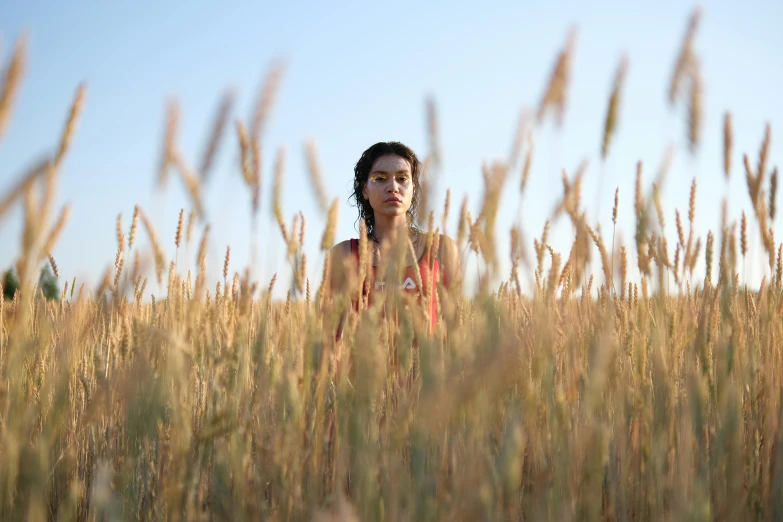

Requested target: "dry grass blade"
[
  {"left": 0, "top": 156, "right": 52, "bottom": 225},
  {"left": 744, "top": 153, "right": 758, "bottom": 204},
  {"left": 41, "top": 203, "right": 71, "bottom": 256},
  {"left": 54, "top": 83, "right": 87, "bottom": 166},
  {"left": 185, "top": 208, "right": 195, "bottom": 248},
  {"left": 272, "top": 146, "right": 289, "bottom": 245},
  {"left": 196, "top": 225, "right": 209, "bottom": 270},
  {"left": 508, "top": 108, "right": 530, "bottom": 168},
  {"left": 171, "top": 150, "right": 205, "bottom": 220},
  {"left": 114, "top": 251, "right": 124, "bottom": 289},
  {"left": 139, "top": 207, "right": 167, "bottom": 285},
  {"left": 771, "top": 167, "right": 778, "bottom": 221},
  {"left": 236, "top": 120, "right": 254, "bottom": 186},
  {"left": 653, "top": 182, "right": 665, "bottom": 231},
  {"left": 536, "top": 27, "right": 577, "bottom": 127},
  {"left": 676, "top": 209, "right": 685, "bottom": 248},
  {"left": 687, "top": 57, "right": 703, "bottom": 152},
  {"left": 612, "top": 188, "right": 619, "bottom": 225},
  {"left": 128, "top": 205, "right": 139, "bottom": 250},
  {"left": 757, "top": 122, "right": 771, "bottom": 188},
  {"left": 601, "top": 55, "right": 628, "bottom": 160},
  {"left": 426, "top": 95, "right": 441, "bottom": 170},
  {"left": 116, "top": 213, "right": 124, "bottom": 254},
  {"left": 199, "top": 89, "right": 234, "bottom": 182},
  {"left": 298, "top": 212, "right": 306, "bottom": 248},
  {"left": 47, "top": 253, "right": 58, "bottom": 279},
  {"left": 668, "top": 7, "right": 701, "bottom": 106},
  {"left": 157, "top": 100, "right": 179, "bottom": 188},
  {"left": 249, "top": 59, "right": 285, "bottom": 144},
  {"left": 520, "top": 137, "right": 534, "bottom": 194},
  {"left": 321, "top": 198, "right": 339, "bottom": 251},
  {"left": 552, "top": 160, "right": 588, "bottom": 221},
  {"left": 0, "top": 35, "right": 26, "bottom": 142},
  {"left": 723, "top": 112, "right": 732, "bottom": 179},
  {"left": 304, "top": 140, "right": 329, "bottom": 214},
  {"left": 586, "top": 224, "right": 612, "bottom": 291},
  {"left": 223, "top": 245, "right": 231, "bottom": 282},
  {"left": 175, "top": 209, "right": 183, "bottom": 250},
  {"left": 688, "top": 177, "right": 696, "bottom": 225},
  {"left": 620, "top": 245, "right": 628, "bottom": 296},
  {"left": 741, "top": 211, "right": 747, "bottom": 257}
]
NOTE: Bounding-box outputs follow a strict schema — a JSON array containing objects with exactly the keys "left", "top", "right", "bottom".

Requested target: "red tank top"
[{"left": 349, "top": 238, "right": 439, "bottom": 333}]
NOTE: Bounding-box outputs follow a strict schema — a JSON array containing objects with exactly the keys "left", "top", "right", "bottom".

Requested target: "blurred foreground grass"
[{"left": 2, "top": 8, "right": 783, "bottom": 521}]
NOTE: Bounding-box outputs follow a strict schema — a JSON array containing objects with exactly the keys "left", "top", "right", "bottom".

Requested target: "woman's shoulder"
[
  {"left": 327, "top": 239, "right": 354, "bottom": 259},
  {"left": 435, "top": 233, "right": 457, "bottom": 256}
]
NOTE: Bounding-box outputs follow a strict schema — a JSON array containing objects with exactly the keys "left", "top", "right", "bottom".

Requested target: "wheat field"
[{"left": 1, "top": 8, "right": 783, "bottom": 522}]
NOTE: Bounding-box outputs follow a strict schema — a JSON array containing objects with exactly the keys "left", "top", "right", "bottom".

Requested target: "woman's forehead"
[{"left": 370, "top": 154, "right": 411, "bottom": 173}]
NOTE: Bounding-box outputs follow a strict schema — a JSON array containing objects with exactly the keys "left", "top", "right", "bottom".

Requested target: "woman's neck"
[{"left": 371, "top": 214, "right": 412, "bottom": 243}]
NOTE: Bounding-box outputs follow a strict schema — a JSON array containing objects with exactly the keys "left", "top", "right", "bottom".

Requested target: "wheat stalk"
[
  {"left": 687, "top": 57, "right": 703, "bottom": 152},
  {"left": 0, "top": 157, "right": 52, "bottom": 225},
  {"left": 0, "top": 35, "right": 27, "bottom": 142},
  {"left": 601, "top": 55, "right": 628, "bottom": 160},
  {"left": 157, "top": 100, "right": 179, "bottom": 188},
  {"left": 139, "top": 207, "right": 167, "bottom": 286},
  {"left": 41, "top": 203, "right": 71, "bottom": 257},
  {"left": 47, "top": 253, "right": 58, "bottom": 279},
  {"left": 54, "top": 83, "right": 87, "bottom": 167},
  {"left": 272, "top": 147, "right": 289, "bottom": 248},
  {"left": 199, "top": 90, "right": 234, "bottom": 181},
  {"left": 724, "top": 112, "right": 733, "bottom": 179},
  {"left": 770, "top": 167, "right": 777, "bottom": 221},
  {"left": 304, "top": 141, "right": 329, "bottom": 214},
  {"left": 171, "top": 151, "right": 205, "bottom": 220},
  {"left": 668, "top": 7, "right": 701, "bottom": 106},
  {"left": 249, "top": 59, "right": 285, "bottom": 145},
  {"left": 128, "top": 205, "right": 139, "bottom": 250},
  {"left": 536, "top": 28, "right": 577, "bottom": 127}
]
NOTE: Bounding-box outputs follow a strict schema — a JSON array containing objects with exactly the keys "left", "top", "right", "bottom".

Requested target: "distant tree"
[
  {"left": 1, "top": 266, "right": 60, "bottom": 301},
  {"left": 38, "top": 265, "right": 59, "bottom": 301},
  {"left": 2, "top": 268, "right": 18, "bottom": 300}
]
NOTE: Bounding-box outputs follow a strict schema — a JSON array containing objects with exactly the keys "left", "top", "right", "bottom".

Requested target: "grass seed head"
[
  {"left": 0, "top": 35, "right": 27, "bottom": 142},
  {"left": 668, "top": 7, "right": 701, "bottom": 106},
  {"left": 199, "top": 90, "right": 234, "bottom": 181},
  {"left": 47, "top": 253, "right": 58, "bottom": 279},
  {"left": 175, "top": 208, "right": 183, "bottom": 250},
  {"left": 770, "top": 167, "right": 777, "bottom": 221},
  {"left": 537, "top": 27, "right": 577, "bottom": 127},
  {"left": 602, "top": 55, "right": 628, "bottom": 160},
  {"left": 723, "top": 112, "right": 732, "bottom": 179}
]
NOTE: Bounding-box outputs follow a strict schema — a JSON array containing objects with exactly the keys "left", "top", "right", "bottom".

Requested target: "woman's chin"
[{"left": 375, "top": 204, "right": 408, "bottom": 215}]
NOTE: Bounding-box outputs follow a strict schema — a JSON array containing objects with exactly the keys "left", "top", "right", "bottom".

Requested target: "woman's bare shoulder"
[
  {"left": 437, "top": 234, "right": 458, "bottom": 256},
  {"left": 328, "top": 239, "right": 353, "bottom": 261},
  {"left": 437, "top": 234, "right": 461, "bottom": 286}
]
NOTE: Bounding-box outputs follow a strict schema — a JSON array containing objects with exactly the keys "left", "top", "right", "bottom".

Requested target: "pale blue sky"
[{"left": 1, "top": 1, "right": 781, "bottom": 297}]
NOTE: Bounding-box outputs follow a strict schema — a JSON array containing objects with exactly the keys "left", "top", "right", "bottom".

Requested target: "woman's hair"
[{"left": 350, "top": 141, "right": 422, "bottom": 239}]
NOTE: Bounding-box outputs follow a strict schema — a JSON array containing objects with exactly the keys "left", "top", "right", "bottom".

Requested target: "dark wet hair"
[{"left": 350, "top": 141, "right": 422, "bottom": 239}]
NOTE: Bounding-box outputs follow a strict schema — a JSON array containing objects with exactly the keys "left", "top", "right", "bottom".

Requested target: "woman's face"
[{"left": 362, "top": 154, "right": 414, "bottom": 219}]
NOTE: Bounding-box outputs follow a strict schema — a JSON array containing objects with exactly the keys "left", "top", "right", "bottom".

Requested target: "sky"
[{"left": 1, "top": 0, "right": 781, "bottom": 299}]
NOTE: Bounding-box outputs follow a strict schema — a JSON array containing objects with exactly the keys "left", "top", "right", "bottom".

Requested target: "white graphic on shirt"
[
  {"left": 401, "top": 277, "right": 417, "bottom": 289},
  {"left": 372, "top": 278, "right": 418, "bottom": 290}
]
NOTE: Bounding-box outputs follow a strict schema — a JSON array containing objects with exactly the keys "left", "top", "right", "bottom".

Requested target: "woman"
[
  {"left": 328, "top": 141, "right": 460, "bottom": 339},
  {"left": 322, "top": 143, "right": 460, "bottom": 488}
]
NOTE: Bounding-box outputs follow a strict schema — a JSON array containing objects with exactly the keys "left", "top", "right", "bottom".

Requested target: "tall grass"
[{"left": 1, "top": 9, "right": 783, "bottom": 521}]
